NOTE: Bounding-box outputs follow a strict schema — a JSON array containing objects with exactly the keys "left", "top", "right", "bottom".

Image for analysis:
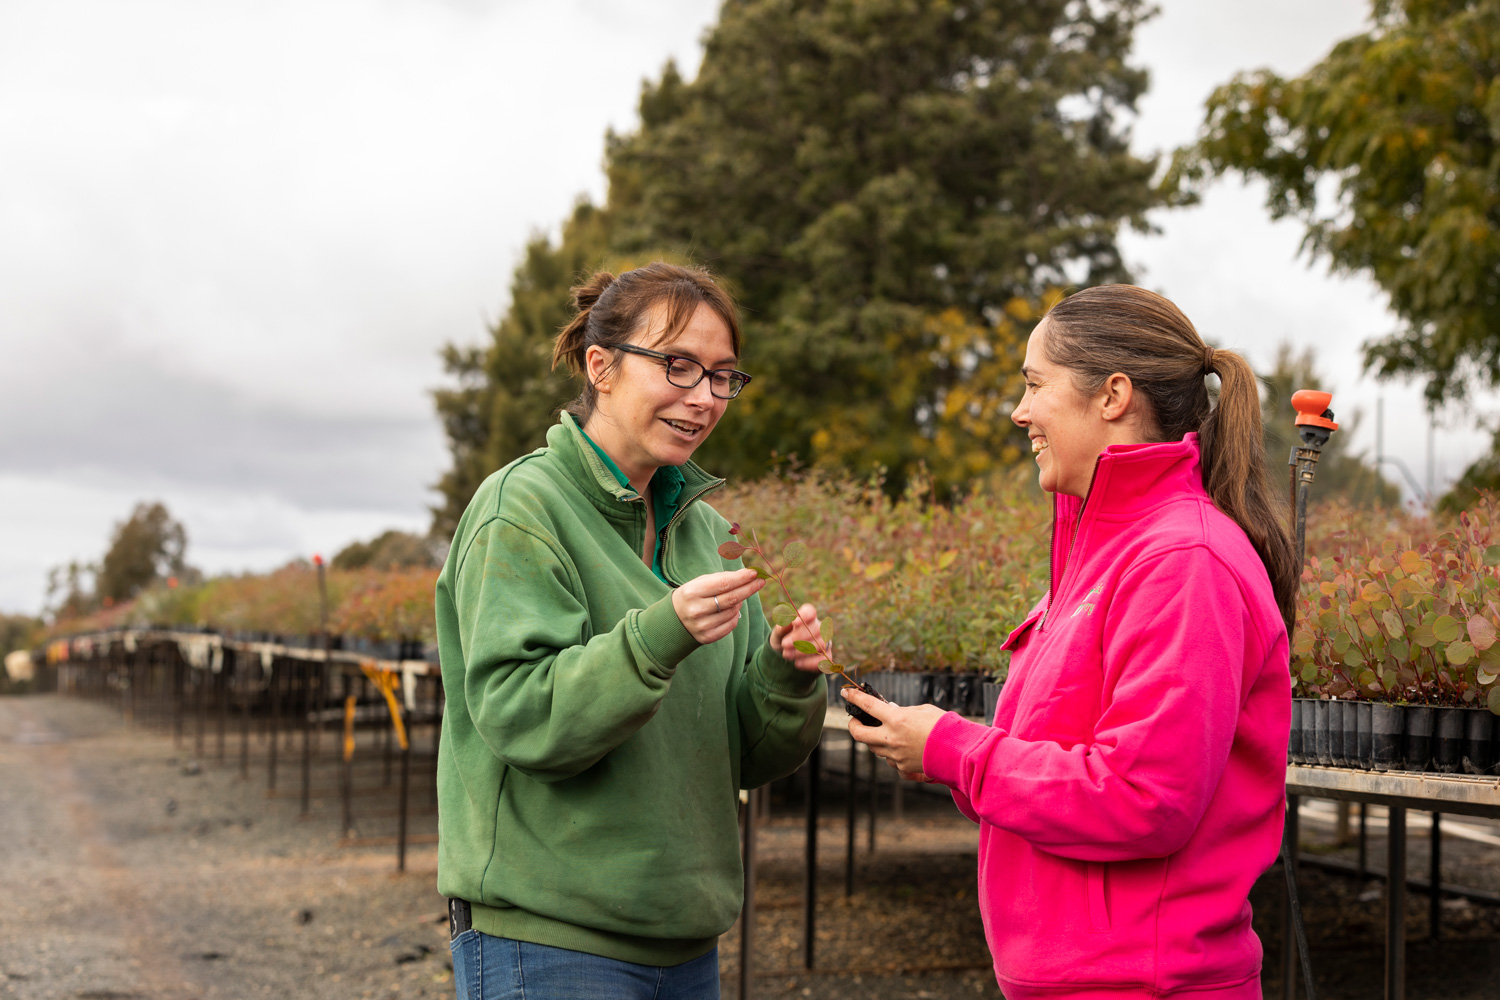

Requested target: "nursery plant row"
[
  {"left": 36, "top": 478, "right": 1500, "bottom": 722},
  {"left": 1289, "top": 697, "right": 1499, "bottom": 774}
]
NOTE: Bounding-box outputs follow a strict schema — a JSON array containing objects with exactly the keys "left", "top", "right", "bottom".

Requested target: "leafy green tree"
[
  {"left": 1438, "top": 423, "right": 1500, "bottom": 510},
  {"left": 96, "top": 502, "right": 189, "bottom": 604},
  {"left": 432, "top": 0, "right": 1166, "bottom": 527},
  {"left": 1260, "top": 343, "right": 1400, "bottom": 507},
  {"left": 45, "top": 560, "right": 96, "bottom": 619},
  {"left": 1171, "top": 0, "right": 1500, "bottom": 409},
  {"left": 606, "top": 0, "right": 1162, "bottom": 489},
  {"left": 0, "top": 613, "right": 42, "bottom": 657}
]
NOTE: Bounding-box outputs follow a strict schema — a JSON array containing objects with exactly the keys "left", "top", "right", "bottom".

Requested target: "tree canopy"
[
  {"left": 432, "top": 0, "right": 1165, "bottom": 532},
  {"left": 1172, "top": 0, "right": 1500, "bottom": 408},
  {"left": 97, "top": 501, "right": 190, "bottom": 604}
]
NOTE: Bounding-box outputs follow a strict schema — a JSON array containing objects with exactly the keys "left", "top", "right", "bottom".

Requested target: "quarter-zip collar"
[
  {"left": 547, "top": 412, "right": 726, "bottom": 585},
  {"left": 1039, "top": 433, "right": 1209, "bottom": 632}
]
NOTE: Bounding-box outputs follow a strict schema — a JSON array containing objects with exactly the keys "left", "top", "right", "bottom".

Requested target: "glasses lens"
[
  {"left": 712, "top": 372, "right": 748, "bottom": 399},
  {"left": 663, "top": 357, "right": 701, "bottom": 388}
]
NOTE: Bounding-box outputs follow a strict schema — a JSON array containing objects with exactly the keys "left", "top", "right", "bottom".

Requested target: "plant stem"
[{"left": 747, "top": 529, "right": 841, "bottom": 680}]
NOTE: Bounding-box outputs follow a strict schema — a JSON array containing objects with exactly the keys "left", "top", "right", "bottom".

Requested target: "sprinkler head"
[{"left": 1291, "top": 389, "right": 1338, "bottom": 448}]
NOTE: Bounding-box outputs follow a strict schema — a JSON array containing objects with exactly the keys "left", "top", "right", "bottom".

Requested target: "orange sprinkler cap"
[
  {"left": 1291, "top": 389, "right": 1338, "bottom": 431},
  {"left": 312, "top": 553, "right": 324, "bottom": 566}
]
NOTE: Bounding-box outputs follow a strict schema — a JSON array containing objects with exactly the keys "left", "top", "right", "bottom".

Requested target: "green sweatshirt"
[{"left": 434, "top": 412, "right": 827, "bottom": 966}]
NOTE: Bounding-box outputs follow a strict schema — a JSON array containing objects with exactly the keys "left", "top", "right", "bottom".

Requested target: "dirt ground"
[{"left": 3, "top": 694, "right": 1499, "bottom": 1000}]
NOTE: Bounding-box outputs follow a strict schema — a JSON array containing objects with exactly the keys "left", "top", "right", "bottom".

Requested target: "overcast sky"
[{"left": 0, "top": 0, "right": 1485, "bottom": 615}]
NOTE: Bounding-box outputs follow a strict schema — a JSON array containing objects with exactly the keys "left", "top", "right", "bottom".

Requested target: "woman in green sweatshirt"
[{"left": 435, "top": 262, "right": 829, "bottom": 999}]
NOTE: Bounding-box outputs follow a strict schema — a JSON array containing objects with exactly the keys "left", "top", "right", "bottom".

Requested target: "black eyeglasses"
[{"left": 614, "top": 345, "right": 753, "bottom": 399}]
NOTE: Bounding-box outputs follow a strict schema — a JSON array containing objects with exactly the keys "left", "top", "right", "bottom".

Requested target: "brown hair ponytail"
[
  {"left": 550, "top": 262, "right": 742, "bottom": 422},
  {"left": 1043, "top": 285, "right": 1298, "bottom": 632}
]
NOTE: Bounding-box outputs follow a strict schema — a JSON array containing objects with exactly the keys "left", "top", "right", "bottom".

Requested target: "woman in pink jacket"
[{"left": 846, "top": 285, "right": 1297, "bottom": 999}]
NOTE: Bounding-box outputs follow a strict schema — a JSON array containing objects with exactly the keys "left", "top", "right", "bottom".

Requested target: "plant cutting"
[{"left": 718, "top": 522, "right": 887, "bottom": 726}]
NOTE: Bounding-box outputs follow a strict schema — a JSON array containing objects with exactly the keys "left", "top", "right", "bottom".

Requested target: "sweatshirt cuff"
[
  {"left": 923, "top": 712, "right": 992, "bottom": 788},
  {"left": 753, "top": 642, "right": 823, "bottom": 697},
  {"left": 632, "top": 595, "right": 699, "bottom": 674}
]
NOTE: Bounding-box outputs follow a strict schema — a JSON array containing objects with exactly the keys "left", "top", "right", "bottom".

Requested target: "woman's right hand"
[{"left": 673, "top": 568, "right": 766, "bottom": 645}]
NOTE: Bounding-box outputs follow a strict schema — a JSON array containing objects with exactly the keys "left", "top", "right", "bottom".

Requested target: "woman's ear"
[
  {"left": 585, "top": 344, "right": 612, "bottom": 394},
  {"left": 1099, "top": 373, "right": 1134, "bottom": 423}
]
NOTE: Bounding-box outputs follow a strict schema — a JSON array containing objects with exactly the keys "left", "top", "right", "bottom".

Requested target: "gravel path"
[
  {"left": 4, "top": 694, "right": 1499, "bottom": 1000},
  {"left": 0, "top": 695, "right": 451, "bottom": 1000}
]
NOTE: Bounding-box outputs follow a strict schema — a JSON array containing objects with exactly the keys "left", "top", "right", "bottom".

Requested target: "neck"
[{"left": 581, "top": 414, "right": 657, "bottom": 496}]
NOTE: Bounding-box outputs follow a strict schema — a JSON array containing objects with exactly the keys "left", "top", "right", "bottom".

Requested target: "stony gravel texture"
[
  {"left": 0, "top": 694, "right": 452, "bottom": 1000},
  {"left": 4, "top": 694, "right": 1499, "bottom": 1000}
]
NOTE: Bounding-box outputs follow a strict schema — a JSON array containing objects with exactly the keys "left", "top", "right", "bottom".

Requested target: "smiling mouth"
[
  {"left": 663, "top": 418, "right": 705, "bottom": 437},
  {"left": 1031, "top": 438, "right": 1048, "bottom": 454}
]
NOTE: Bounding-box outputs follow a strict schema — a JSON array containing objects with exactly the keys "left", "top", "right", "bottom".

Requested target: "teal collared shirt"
[{"left": 578, "top": 428, "right": 686, "bottom": 584}]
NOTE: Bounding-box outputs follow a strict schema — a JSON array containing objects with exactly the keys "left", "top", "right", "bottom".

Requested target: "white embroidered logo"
[{"left": 1071, "top": 585, "right": 1104, "bottom": 618}]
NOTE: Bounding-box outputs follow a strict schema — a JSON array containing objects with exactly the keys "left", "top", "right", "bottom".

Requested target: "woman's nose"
[
  {"left": 684, "top": 376, "right": 716, "bottom": 407},
  {"left": 1011, "top": 396, "right": 1029, "bottom": 427}
]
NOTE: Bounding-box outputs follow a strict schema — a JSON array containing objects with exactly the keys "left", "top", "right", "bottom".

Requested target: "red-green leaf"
[
  {"left": 1467, "top": 615, "right": 1496, "bottom": 651},
  {"left": 782, "top": 540, "right": 808, "bottom": 568},
  {"left": 1412, "top": 621, "right": 1438, "bottom": 648},
  {"left": 1434, "top": 614, "right": 1462, "bottom": 643},
  {"left": 771, "top": 603, "right": 798, "bottom": 628},
  {"left": 1445, "top": 640, "right": 1474, "bottom": 665},
  {"left": 1382, "top": 609, "right": 1405, "bottom": 638},
  {"left": 718, "top": 541, "right": 746, "bottom": 560}
]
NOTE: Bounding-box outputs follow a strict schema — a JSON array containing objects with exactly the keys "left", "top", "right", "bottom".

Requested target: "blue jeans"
[{"left": 450, "top": 931, "right": 721, "bottom": 1000}]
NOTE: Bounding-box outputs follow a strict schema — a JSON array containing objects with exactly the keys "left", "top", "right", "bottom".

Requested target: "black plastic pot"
[
  {"left": 982, "top": 681, "right": 1002, "bottom": 726},
  {"left": 1357, "top": 701, "right": 1373, "bottom": 770},
  {"left": 1345, "top": 700, "right": 1359, "bottom": 766},
  {"left": 953, "top": 673, "right": 982, "bottom": 717},
  {"left": 1404, "top": 706, "right": 1436, "bottom": 772},
  {"left": 1287, "top": 699, "right": 1304, "bottom": 764},
  {"left": 1299, "top": 698, "right": 1317, "bottom": 764},
  {"left": 1341, "top": 700, "right": 1358, "bottom": 767},
  {"left": 889, "top": 672, "right": 920, "bottom": 707},
  {"left": 1463, "top": 707, "right": 1496, "bottom": 775},
  {"left": 1371, "top": 703, "right": 1404, "bottom": 771},
  {"left": 1435, "top": 708, "right": 1464, "bottom": 773},
  {"left": 1329, "top": 702, "right": 1343, "bottom": 766},
  {"left": 1337, "top": 701, "right": 1355, "bottom": 767},
  {"left": 841, "top": 680, "right": 886, "bottom": 727},
  {"left": 928, "top": 673, "right": 957, "bottom": 712},
  {"left": 1313, "top": 700, "right": 1332, "bottom": 766}
]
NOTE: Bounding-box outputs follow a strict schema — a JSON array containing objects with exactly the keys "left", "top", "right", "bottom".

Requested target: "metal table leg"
[
  {"left": 739, "top": 787, "right": 758, "bottom": 1000},
  {"left": 1386, "top": 805, "right": 1406, "bottom": 1000},
  {"left": 301, "top": 660, "right": 313, "bottom": 816},
  {"left": 1358, "top": 803, "right": 1368, "bottom": 879},
  {"left": 845, "top": 739, "right": 857, "bottom": 898},
  {"left": 397, "top": 704, "right": 411, "bottom": 872},
  {"left": 1281, "top": 792, "right": 1300, "bottom": 1000},
  {"left": 803, "top": 740, "right": 820, "bottom": 970},
  {"left": 1428, "top": 812, "right": 1441, "bottom": 941}
]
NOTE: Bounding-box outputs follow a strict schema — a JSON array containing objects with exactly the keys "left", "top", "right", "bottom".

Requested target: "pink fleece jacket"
[{"left": 923, "top": 434, "right": 1290, "bottom": 1000}]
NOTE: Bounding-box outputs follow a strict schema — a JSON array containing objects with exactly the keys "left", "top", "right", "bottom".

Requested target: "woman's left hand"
[
  {"left": 843, "top": 686, "right": 947, "bottom": 782},
  {"left": 769, "top": 603, "right": 827, "bottom": 672}
]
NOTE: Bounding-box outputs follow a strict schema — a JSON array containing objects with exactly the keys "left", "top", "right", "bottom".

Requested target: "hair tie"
[{"left": 1202, "top": 345, "right": 1216, "bottom": 375}]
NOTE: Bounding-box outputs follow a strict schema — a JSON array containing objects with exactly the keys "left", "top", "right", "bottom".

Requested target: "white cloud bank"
[{"left": 1, "top": 0, "right": 1486, "bottom": 614}]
